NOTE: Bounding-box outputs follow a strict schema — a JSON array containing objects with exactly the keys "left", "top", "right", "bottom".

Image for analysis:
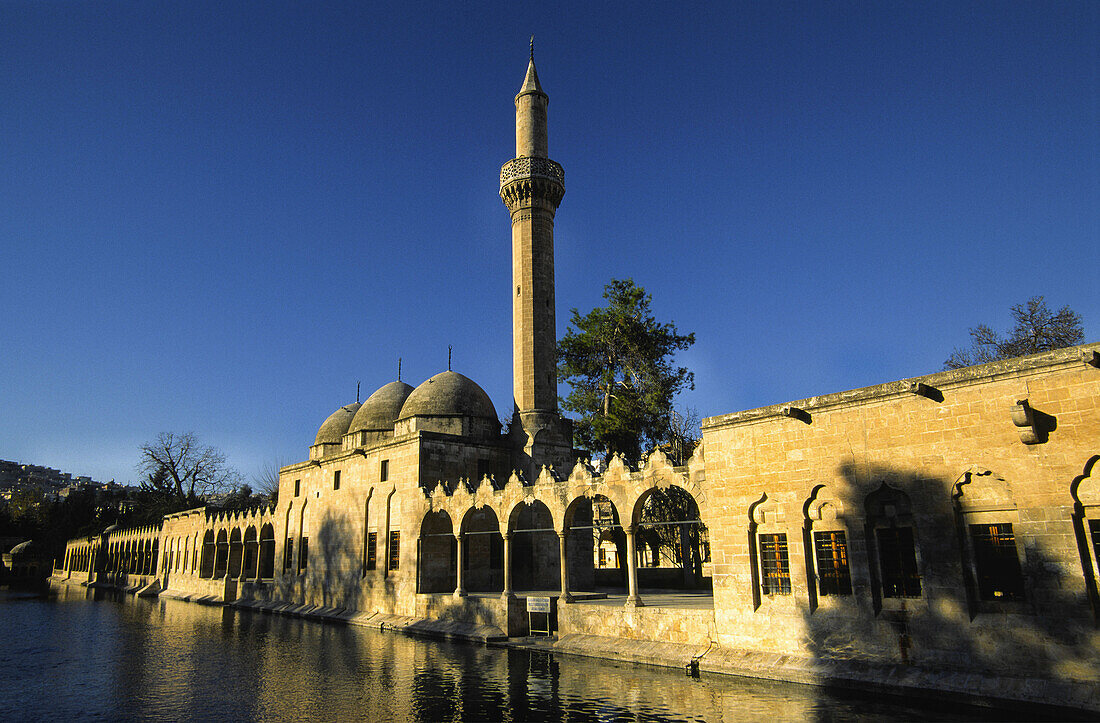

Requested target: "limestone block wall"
[
  {"left": 700, "top": 344, "right": 1100, "bottom": 682},
  {"left": 277, "top": 433, "right": 422, "bottom": 615},
  {"left": 159, "top": 505, "right": 275, "bottom": 600}
]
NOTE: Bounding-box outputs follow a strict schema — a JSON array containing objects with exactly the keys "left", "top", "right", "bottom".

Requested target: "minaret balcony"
[
  {"left": 500, "top": 156, "right": 565, "bottom": 189},
  {"left": 499, "top": 156, "right": 565, "bottom": 211}
]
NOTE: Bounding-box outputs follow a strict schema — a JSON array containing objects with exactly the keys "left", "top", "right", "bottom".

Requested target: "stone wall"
[{"left": 700, "top": 344, "right": 1100, "bottom": 683}]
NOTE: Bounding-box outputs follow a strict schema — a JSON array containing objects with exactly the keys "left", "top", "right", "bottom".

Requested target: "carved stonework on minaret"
[{"left": 500, "top": 49, "right": 573, "bottom": 477}]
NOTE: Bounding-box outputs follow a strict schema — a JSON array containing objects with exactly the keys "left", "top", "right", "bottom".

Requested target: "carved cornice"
[{"left": 500, "top": 156, "right": 565, "bottom": 212}]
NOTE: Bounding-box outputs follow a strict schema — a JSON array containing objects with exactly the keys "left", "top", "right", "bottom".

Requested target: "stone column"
[
  {"left": 453, "top": 534, "right": 467, "bottom": 598},
  {"left": 625, "top": 526, "right": 644, "bottom": 608},
  {"left": 254, "top": 541, "right": 263, "bottom": 583},
  {"left": 558, "top": 531, "right": 572, "bottom": 603},
  {"left": 501, "top": 533, "right": 513, "bottom": 599}
]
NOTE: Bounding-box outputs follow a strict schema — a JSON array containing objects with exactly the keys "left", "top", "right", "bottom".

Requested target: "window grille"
[
  {"left": 1090, "top": 520, "right": 1100, "bottom": 574},
  {"left": 284, "top": 539, "right": 294, "bottom": 573},
  {"left": 299, "top": 537, "right": 309, "bottom": 572},
  {"left": 814, "top": 530, "right": 853, "bottom": 596},
  {"left": 366, "top": 532, "right": 377, "bottom": 570},
  {"left": 759, "top": 533, "right": 791, "bottom": 595},
  {"left": 970, "top": 523, "right": 1024, "bottom": 600},
  {"left": 388, "top": 531, "right": 400, "bottom": 570},
  {"left": 876, "top": 527, "right": 921, "bottom": 598}
]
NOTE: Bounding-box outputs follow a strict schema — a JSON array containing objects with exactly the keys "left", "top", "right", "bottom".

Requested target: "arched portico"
[
  {"left": 508, "top": 500, "right": 560, "bottom": 593},
  {"left": 200, "top": 530, "right": 215, "bottom": 578},
  {"left": 214, "top": 530, "right": 229, "bottom": 578},
  {"left": 228, "top": 528, "right": 243, "bottom": 578},
  {"left": 243, "top": 526, "right": 258, "bottom": 580},
  {"left": 628, "top": 483, "right": 711, "bottom": 606},
  {"left": 259, "top": 523, "right": 275, "bottom": 579},
  {"left": 418, "top": 510, "right": 455, "bottom": 594},
  {"left": 563, "top": 493, "right": 628, "bottom": 596},
  {"left": 459, "top": 506, "right": 504, "bottom": 594}
]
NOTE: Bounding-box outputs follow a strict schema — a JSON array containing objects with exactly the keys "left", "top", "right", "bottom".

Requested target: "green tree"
[
  {"left": 945, "top": 296, "right": 1085, "bottom": 370},
  {"left": 558, "top": 278, "right": 695, "bottom": 462}
]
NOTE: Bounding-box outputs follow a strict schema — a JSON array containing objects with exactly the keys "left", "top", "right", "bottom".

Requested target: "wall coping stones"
[{"left": 703, "top": 342, "right": 1100, "bottom": 432}]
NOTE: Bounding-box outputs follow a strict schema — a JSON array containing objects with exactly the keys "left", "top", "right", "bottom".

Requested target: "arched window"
[
  {"left": 803, "top": 485, "right": 853, "bottom": 611},
  {"left": 954, "top": 468, "right": 1027, "bottom": 614},
  {"left": 865, "top": 483, "right": 922, "bottom": 612},
  {"left": 749, "top": 493, "right": 792, "bottom": 608}
]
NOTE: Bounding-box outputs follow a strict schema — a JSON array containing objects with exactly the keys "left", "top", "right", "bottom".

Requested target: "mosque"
[{"left": 55, "top": 52, "right": 1100, "bottom": 713}]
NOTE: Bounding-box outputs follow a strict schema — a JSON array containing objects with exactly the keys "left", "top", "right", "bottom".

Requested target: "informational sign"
[
  {"left": 526, "top": 596, "right": 551, "bottom": 613},
  {"left": 527, "top": 596, "right": 553, "bottom": 636}
]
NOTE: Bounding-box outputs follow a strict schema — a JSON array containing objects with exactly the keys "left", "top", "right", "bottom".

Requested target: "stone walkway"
[{"left": 499, "top": 588, "right": 716, "bottom": 610}]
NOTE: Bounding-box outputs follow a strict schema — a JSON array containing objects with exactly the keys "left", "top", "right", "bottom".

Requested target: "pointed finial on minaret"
[
  {"left": 448, "top": 344, "right": 453, "bottom": 371},
  {"left": 398, "top": 357, "right": 402, "bottom": 382},
  {"left": 518, "top": 41, "right": 544, "bottom": 98},
  {"left": 356, "top": 381, "right": 360, "bottom": 403}
]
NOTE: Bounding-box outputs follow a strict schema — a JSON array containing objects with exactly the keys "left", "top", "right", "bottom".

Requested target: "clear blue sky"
[{"left": 2, "top": 1, "right": 1097, "bottom": 486}]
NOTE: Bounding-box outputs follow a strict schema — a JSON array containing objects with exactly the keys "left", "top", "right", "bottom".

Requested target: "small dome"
[
  {"left": 399, "top": 371, "right": 497, "bottom": 421},
  {"left": 349, "top": 381, "right": 415, "bottom": 434},
  {"left": 314, "top": 402, "right": 362, "bottom": 445}
]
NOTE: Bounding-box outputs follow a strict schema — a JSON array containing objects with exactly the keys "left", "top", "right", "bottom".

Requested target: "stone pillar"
[
  {"left": 625, "top": 526, "right": 644, "bottom": 608},
  {"left": 558, "top": 532, "right": 572, "bottom": 603},
  {"left": 501, "top": 533, "right": 513, "bottom": 599},
  {"left": 453, "top": 534, "right": 467, "bottom": 598}
]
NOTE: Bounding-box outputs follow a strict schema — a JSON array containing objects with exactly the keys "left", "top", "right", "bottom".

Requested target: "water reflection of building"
[{"left": 54, "top": 52, "right": 1100, "bottom": 713}]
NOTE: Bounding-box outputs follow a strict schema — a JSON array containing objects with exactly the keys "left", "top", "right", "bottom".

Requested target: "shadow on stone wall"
[{"left": 789, "top": 460, "right": 1100, "bottom": 716}]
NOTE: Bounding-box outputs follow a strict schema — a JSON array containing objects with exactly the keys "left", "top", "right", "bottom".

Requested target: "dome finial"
[
  {"left": 398, "top": 357, "right": 402, "bottom": 382},
  {"left": 530, "top": 35, "right": 534, "bottom": 62}
]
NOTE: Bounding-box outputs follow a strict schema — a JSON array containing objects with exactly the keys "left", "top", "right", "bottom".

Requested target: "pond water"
[{"left": 0, "top": 588, "right": 1037, "bottom": 722}]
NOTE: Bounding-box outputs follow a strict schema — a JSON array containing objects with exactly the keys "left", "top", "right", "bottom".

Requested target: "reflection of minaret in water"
[{"left": 499, "top": 43, "right": 572, "bottom": 476}]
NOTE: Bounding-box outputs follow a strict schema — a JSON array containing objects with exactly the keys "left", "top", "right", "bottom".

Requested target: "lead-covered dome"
[
  {"left": 314, "top": 402, "right": 362, "bottom": 445},
  {"left": 349, "top": 381, "right": 414, "bottom": 434},
  {"left": 399, "top": 371, "right": 497, "bottom": 421}
]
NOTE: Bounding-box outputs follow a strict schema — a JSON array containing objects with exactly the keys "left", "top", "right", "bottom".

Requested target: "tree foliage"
[
  {"left": 558, "top": 278, "right": 695, "bottom": 462},
  {"left": 137, "top": 432, "right": 240, "bottom": 508},
  {"left": 945, "top": 296, "right": 1084, "bottom": 370}
]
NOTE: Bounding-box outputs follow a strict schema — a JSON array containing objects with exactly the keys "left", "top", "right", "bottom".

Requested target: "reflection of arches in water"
[
  {"left": 510, "top": 501, "right": 560, "bottom": 592},
  {"left": 418, "top": 510, "right": 455, "bottom": 593},
  {"left": 634, "top": 485, "right": 710, "bottom": 590},
  {"left": 565, "top": 494, "right": 626, "bottom": 592},
  {"left": 461, "top": 507, "right": 503, "bottom": 593}
]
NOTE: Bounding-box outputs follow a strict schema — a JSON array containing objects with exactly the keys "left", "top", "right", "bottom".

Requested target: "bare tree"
[
  {"left": 945, "top": 296, "right": 1084, "bottom": 369},
  {"left": 664, "top": 407, "right": 701, "bottom": 467},
  {"left": 137, "top": 432, "right": 241, "bottom": 505},
  {"left": 253, "top": 458, "right": 285, "bottom": 504}
]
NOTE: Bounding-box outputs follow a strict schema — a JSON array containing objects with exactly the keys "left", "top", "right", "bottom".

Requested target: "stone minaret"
[{"left": 500, "top": 47, "right": 572, "bottom": 476}]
